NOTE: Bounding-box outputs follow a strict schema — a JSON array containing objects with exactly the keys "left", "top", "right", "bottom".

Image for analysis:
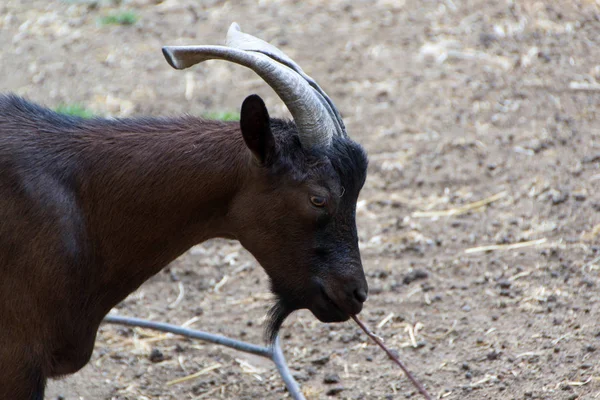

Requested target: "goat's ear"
[{"left": 240, "top": 94, "right": 275, "bottom": 165}]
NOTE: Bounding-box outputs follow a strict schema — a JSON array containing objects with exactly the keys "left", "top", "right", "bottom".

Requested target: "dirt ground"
[{"left": 1, "top": 0, "right": 600, "bottom": 399}]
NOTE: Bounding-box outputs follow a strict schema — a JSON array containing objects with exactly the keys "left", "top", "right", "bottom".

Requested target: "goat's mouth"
[{"left": 310, "top": 287, "right": 351, "bottom": 323}]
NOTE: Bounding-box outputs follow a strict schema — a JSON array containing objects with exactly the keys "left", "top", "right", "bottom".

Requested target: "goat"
[{"left": 0, "top": 23, "right": 368, "bottom": 399}]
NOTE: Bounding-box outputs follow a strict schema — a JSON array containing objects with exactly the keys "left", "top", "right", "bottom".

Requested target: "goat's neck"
[{"left": 74, "top": 118, "right": 248, "bottom": 307}]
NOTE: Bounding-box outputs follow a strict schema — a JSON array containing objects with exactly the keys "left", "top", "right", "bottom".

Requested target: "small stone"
[
  {"left": 487, "top": 350, "right": 501, "bottom": 361},
  {"left": 323, "top": 373, "right": 341, "bottom": 384},
  {"left": 292, "top": 371, "right": 309, "bottom": 382},
  {"left": 551, "top": 190, "right": 569, "bottom": 205},
  {"left": 149, "top": 348, "right": 164, "bottom": 363},
  {"left": 326, "top": 387, "right": 345, "bottom": 396},
  {"left": 582, "top": 153, "right": 600, "bottom": 163},
  {"left": 573, "top": 192, "right": 587, "bottom": 201},
  {"left": 403, "top": 269, "right": 429, "bottom": 285},
  {"left": 497, "top": 279, "right": 511, "bottom": 289},
  {"left": 340, "top": 333, "right": 355, "bottom": 343},
  {"left": 311, "top": 355, "right": 330, "bottom": 366},
  {"left": 462, "top": 304, "right": 471, "bottom": 312},
  {"left": 585, "top": 344, "right": 596, "bottom": 353},
  {"left": 581, "top": 277, "right": 595, "bottom": 288}
]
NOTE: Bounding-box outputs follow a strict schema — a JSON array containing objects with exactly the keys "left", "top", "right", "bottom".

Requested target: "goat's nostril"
[{"left": 354, "top": 288, "right": 368, "bottom": 303}]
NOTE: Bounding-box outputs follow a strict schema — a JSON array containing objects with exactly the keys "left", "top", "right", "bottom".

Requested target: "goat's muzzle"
[{"left": 311, "top": 276, "right": 368, "bottom": 323}]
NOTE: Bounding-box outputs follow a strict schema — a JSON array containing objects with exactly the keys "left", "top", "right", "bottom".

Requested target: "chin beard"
[{"left": 265, "top": 296, "right": 294, "bottom": 343}]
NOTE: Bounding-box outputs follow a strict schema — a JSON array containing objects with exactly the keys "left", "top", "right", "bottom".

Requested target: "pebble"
[
  {"left": 582, "top": 153, "right": 600, "bottom": 163},
  {"left": 581, "top": 277, "right": 595, "bottom": 287},
  {"left": 496, "top": 279, "right": 511, "bottom": 289},
  {"left": 149, "top": 348, "right": 164, "bottom": 363},
  {"left": 326, "top": 387, "right": 345, "bottom": 396},
  {"left": 292, "top": 371, "right": 309, "bottom": 382},
  {"left": 584, "top": 344, "right": 596, "bottom": 353},
  {"left": 462, "top": 304, "right": 472, "bottom": 312},
  {"left": 323, "top": 373, "right": 341, "bottom": 384},
  {"left": 551, "top": 190, "right": 569, "bottom": 205},
  {"left": 402, "top": 269, "right": 428, "bottom": 285},
  {"left": 486, "top": 350, "right": 501, "bottom": 361},
  {"left": 311, "top": 355, "right": 330, "bottom": 366},
  {"left": 573, "top": 191, "right": 587, "bottom": 201}
]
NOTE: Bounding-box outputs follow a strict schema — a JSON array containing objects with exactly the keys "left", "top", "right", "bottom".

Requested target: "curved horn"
[
  {"left": 162, "top": 24, "right": 344, "bottom": 149},
  {"left": 226, "top": 23, "right": 346, "bottom": 137}
]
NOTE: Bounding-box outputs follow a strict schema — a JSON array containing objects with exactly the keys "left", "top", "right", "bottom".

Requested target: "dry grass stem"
[
  {"left": 464, "top": 238, "right": 547, "bottom": 254},
  {"left": 213, "top": 275, "right": 229, "bottom": 293},
  {"left": 423, "top": 320, "right": 457, "bottom": 340},
  {"left": 168, "top": 282, "right": 185, "bottom": 309},
  {"left": 181, "top": 316, "right": 200, "bottom": 328},
  {"left": 569, "top": 81, "right": 600, "bottom": 91},
  {"left": 566, "top": 376, "right": 593, "bottom": 386},
  {"left": 508, "top": 271, "right": 532, "bottom": 281},
  {"left": 377, "top": 312, "right": 395, "bottom": 329},
  {"left": 166, "top": 363, "right": 222, "bottom": 386},
  {"left": 412, "top": 191, "right": 507, "bottom": 218}
]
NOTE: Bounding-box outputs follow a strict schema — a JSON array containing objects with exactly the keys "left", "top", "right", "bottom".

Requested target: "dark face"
[{"left": 231, "top": 95, "right": 369, "bottom": 341}]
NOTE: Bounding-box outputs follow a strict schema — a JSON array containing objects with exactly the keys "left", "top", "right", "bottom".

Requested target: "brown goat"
[{"left": 0, "top": 24, "right": 368, "bottom": 399}]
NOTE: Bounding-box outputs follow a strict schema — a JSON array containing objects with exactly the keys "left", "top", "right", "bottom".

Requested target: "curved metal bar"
[
  {"left": 102, "top": 315, "right": 306, "bottom": 400},
  {"left": 103, "top": 315, "right": 270, "bottom": 358},
  {"left": 272, "top": 336, "right": 307, "bottom": 400}
]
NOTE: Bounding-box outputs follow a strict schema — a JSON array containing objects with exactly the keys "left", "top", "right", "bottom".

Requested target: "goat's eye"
[{"left": 310, "top": 195, "right": 327, "bottom": 208}]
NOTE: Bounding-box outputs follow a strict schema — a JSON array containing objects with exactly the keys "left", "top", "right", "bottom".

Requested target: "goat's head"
[{"left": 163, "top": 23, "right": 368, "bottom": 341}]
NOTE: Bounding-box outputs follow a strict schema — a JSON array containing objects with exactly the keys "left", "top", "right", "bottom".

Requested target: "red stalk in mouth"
[{"left": 351, "top": 315, "right": 433, "bottom": 400}]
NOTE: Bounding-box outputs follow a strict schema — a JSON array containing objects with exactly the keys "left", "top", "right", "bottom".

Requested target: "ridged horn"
[
  {"left": 225, "top": 23, "right": 346, "bottom": 137},
  {"left": 162, "top": 23, "right": 345, "bottom": 149}
]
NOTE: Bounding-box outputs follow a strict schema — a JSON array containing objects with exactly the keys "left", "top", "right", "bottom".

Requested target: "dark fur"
[{"left": 0, "top": 94, "right": 368, "bottom": 399}]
